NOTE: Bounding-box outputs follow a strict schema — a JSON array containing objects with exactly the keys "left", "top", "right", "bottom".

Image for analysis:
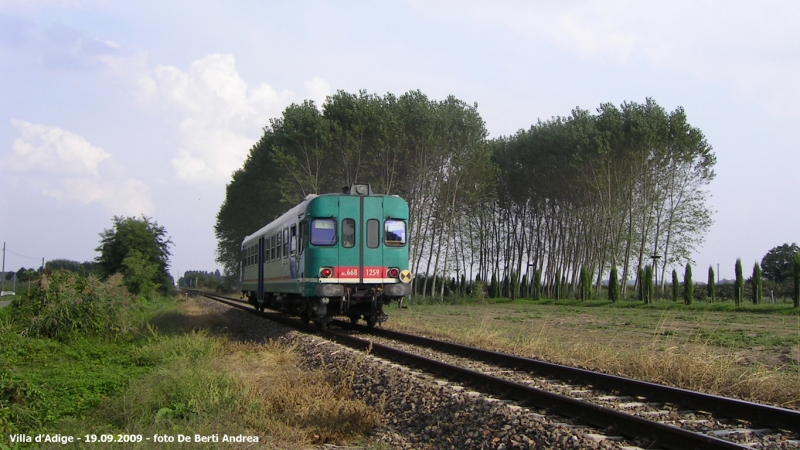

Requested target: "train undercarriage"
[{"left": 246, "top": 284, "right": 405, "bottom": 328}]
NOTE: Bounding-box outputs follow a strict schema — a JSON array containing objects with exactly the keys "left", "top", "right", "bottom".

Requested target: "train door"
[
  {"left": 337, "top": 195, "right": 385, "bottom": 282},
  {"left": 362, "top": 196, "right": 385, "bottom": 281},
  {"left": 338, "top": 196, "right": 360, "bottom": 281}
]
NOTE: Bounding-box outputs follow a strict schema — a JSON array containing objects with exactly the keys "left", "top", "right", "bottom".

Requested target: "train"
[{"left": 240, "top": 184, "right": 412, "bottom": 327}]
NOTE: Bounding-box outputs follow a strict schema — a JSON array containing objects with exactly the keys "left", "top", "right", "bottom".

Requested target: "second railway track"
[{"left": 188, "top": 290, "right": 800, "bottom": 450}]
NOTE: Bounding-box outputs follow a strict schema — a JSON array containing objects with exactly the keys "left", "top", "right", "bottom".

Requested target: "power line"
[{"left": 5, "top": 248, "right": 42, "bottom": 261}]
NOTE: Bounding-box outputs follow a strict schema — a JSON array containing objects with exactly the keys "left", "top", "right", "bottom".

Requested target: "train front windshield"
[
  {"left": 385, "top": 219, "right": 406, "bottom": 246},
  {"left": 311, "top": 219, "right": 337, "bottom": 246}
]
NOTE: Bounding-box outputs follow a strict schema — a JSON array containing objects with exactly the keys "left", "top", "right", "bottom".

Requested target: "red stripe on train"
[{"left": 335, "top": 266, "right": 387, "bottom": 278}]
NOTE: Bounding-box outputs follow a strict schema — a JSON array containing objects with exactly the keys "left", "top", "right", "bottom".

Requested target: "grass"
[
  {"left": 1, "top": 275, "right": 381, "bottom": 449},
  {"left": 389, "top": 295, "right": 800, "bottom": 409}
]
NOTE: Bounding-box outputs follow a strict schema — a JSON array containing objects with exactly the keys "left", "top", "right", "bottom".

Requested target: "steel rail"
[
  {"left": 331, "top": 319, "right": 800, "bottom": 435},
  {"left": 190, "top": 290, "right": 750, "bottom": 450}
]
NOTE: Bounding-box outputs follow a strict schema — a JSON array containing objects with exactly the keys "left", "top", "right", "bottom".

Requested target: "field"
[
  {"left": 4, "top": 274, "right": 799, "bottom": 448},
  {"left": 386, "top": 297, "right": 800, "bottom": 408},
  {"left": 0, "top": 283, "right": 379, "bottom": 449}
]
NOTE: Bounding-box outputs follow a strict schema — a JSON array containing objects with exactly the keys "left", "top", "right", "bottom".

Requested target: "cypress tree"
[
  {"left": 683, "top": 263, "right": 693, "bottom": 305},
  {"left": 752, "top": 262, "right": 762, "bottom": 304},
  {"left": 608, "top": 266, "right": 619, "bottom": 302},
  {"left": 637, "top": 267, "right": 645, "bottom": 301},
  {"left": 490, "top": 272, "right": 498, "bottom": 298},
  {"left": 793, "top": 253, "right": 800, "bottom": 308},
  {"left": 460, "top": 274, "right": 466, "bottom": 296},
  {"left": 707, "top": 266, "right": 715, "bottom": 303},
  {"left": 561, "top": 274, "right": 567, "bottom": 300},
  {"left": 579, "top": 266, "right": 591, "bottom": 300},
  {"left": 644, "top": 265, "right": 654, "bottom": 304},
  {"left": 672, "top": 269, "right": 679, "bottom": 302},
  {"left": 533, "top": 269, "right": 542, "bottom": 300},
  {"left": 520, "top": 273, "right": 528, "bottom": 298},
  {"left": 735, "top": 259, "right": 744, "bottom": 306}
]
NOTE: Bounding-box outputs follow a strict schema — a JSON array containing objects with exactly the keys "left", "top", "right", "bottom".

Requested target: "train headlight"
[
  {"left": 320, "top": 267, "right": 333, "bottom": 278},
  {"left": 388, "top": 267, "right": 400, "bottom": 278}
]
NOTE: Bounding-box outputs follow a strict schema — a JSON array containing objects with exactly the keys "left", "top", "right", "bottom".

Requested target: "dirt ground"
[{"left": 385, "top": 302, "right": 800, "bottom": 372}]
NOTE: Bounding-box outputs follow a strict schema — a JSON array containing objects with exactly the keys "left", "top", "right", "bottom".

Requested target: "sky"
[{"left": 0, "top": 0, "right": 798, "bottom": 282}]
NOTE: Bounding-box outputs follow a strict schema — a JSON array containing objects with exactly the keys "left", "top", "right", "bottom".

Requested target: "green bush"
[
  {"left": 11, "top": 271, "right": 135, "bottom": 340},
  {"left": 0, "top": 371, "right": 46, "bottom": 434}
]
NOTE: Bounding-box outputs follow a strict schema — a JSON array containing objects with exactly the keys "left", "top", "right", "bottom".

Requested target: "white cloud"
[
  {"left": 305, "top": 77, "right": 331, "bottom": 109},
  {"left": 8, "top": 119, "right": 110, "bottom": 175},
  {"left": 2, "top": 120, "right": 153, "bottom": 215},
  {"left": 410, "top": 0, "right": 800, "bottom": 117},
  {"left": 137, "top": 53, "right": 300, "bottom": 183}
]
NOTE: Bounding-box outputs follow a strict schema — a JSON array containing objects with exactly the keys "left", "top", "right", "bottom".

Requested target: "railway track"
[{"left": 187, "top": 290, "right": 800, "bottom": 449}]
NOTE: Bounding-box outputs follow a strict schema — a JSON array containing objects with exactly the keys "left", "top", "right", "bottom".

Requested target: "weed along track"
[{"left": 190, "top": 290, "right": 800, "bottom": 449}]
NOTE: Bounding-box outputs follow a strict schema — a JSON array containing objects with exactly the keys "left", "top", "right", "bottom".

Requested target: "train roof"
[
  {"left": 242, "top": 194, "right": 317, "bottom": 246},
  {"left": 241, "top": 185, "right": 406, "bottom": 248}
]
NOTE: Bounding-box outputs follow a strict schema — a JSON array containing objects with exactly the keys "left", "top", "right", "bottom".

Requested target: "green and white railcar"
[{"left": 240, "top": 184, "right": 411, "bottom": 327}]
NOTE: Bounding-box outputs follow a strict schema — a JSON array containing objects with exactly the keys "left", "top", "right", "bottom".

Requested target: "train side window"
[
  {"left": 385, "top": 219, "right": 406, "bottom": 246},
  {"left": 342, "top": 219, "right": 355, "bottom": 248},
  {"left": 366, "top": 219, "right": 379, "bottom": 248},
  {"left": 299, "top": 221, "right": 308, "bottom": 252},
  {"left": 277, "top": 231, "right": 282, "bottom": 259},
  {"left": 271, "top": 235, "right": 276, "bottom": 260},
  {"left": 310, "top": 219, "right": 337, "bottom": 246},
  {"left": 283, "top": 227, "right": 289, "bottom": 257},
  {"left": 290, "top": 225, "right": 297, "bottom": 254}
]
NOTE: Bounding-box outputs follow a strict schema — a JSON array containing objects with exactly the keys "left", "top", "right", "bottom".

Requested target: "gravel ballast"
[{"left": 198, "top": 296, "right": 626, "bottom": 449}]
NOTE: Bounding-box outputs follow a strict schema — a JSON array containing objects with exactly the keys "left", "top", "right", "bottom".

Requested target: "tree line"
[
  {"left": 216, "top": 90, "right": 718, "bottom": 301},
  {"left": 5, "top": 216, "right": 173, "bottom": 299}
]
